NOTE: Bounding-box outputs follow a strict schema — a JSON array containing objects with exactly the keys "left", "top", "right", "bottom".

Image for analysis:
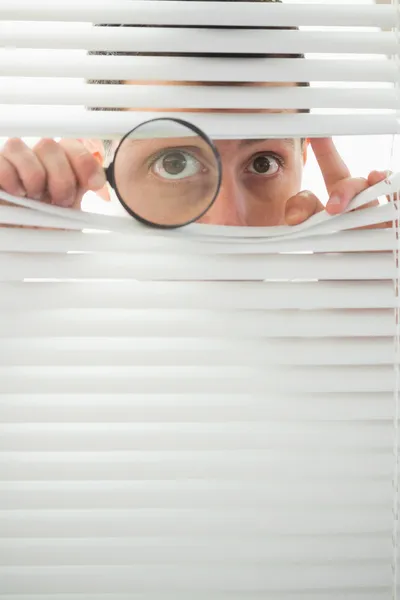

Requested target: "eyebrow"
[{"left": 238, "top": 138, "right": 295, "bottom": 148}]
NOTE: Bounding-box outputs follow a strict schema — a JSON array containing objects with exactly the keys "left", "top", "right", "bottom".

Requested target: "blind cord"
[{"left": 391, "top": 1, "right": 400, "bottom": 598}]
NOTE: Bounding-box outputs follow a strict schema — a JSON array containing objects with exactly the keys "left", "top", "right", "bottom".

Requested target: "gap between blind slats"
[
  {"left": 4, "top": 85, "right": 399, "bottom": 110},
  {"left": 0, "top": 392, "right": 394, "bottom": 420},
  {"left": 1, "top": 1, "right": 399, "bottom": 28},
  {"left": 1, "top": 27, "right": 397, "bottom": 55},
  {"left": 0, "top": 252, "right": 393, "bottom": 281},
  {"left": 2, "top": 111, "right": 397, "bottom": 138},
  {"left": 0, "top": 55, "right": 397, "bottom": 83},
  {"left": 0, "top": 337, "right": 395, "bottom": 366}
]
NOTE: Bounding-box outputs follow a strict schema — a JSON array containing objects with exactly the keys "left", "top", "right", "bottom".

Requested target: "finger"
[
  {"left": 368, "top": 170, "right": 388, "bottom": 187},
  {"left": 326, "top": 177, "right": 369, "bottom": 215},
  {"left": 285, "top": 190, "right": 324, "bottom": 226},
  {"left": 2, "top": 138, "right": 46, "bottom": 199},
  {"left": 367, "top": 170, "right": 397, "bottom": 203},
  {"left": 33, "top": 139, "right": 78, "bottom": 208},
  {"left": 310, "top": 138, "right": 351, "bottom": 195},
  {"left": 0, "top": 155, "right": 26, "bottom": 196},
  {"left": 58, "top": 139, "right": 106, "bottom": 192}
]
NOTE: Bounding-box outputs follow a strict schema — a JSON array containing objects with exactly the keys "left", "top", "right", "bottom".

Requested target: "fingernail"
[
  {"left": 327, "top": 194, "right": 343, "bottom": 213},
  {"left": 61, "top": 195, "right": 76, "bottom": 208},
  {"left": 88, "top": 170, "right": 106, "bottom": 190}
]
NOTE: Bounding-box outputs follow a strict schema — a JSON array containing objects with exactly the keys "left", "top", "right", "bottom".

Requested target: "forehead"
[{"left": 125, "top": 80, "right": 296, "bottom": 88}]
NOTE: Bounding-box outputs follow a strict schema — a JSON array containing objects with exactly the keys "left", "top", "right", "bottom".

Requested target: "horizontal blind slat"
[
  {"left": 0, "top": 392, "right": 394, "bottom": 420},
  {"left": 0, "top": 450, "right": 393, "bottom": 479},
  {"left": 0, "top": 337, "right": 394, "bottom": 366},
  {"left": 0, "top": 508, "right": 392, "bottom": 536},
  {"left": 1, "top": 1, "right": 399, "bottom": 28},
  {"left": 1, "top": 27, "right": 396, "bottom": 54},
  {"left": 0, "top": 594, "right": 392, "bottom": 600},
  {"left": 0, "top": 535, "right": 393, "bottom": 564},
  {"left": 0, "top": 564, "right": 392, "bottom": 591},
  {"left": 0, "top": 281, "right": 395, "bottom": 310},
  {"left": 2, "top": 111, "right": 398, "bottom": 138},
  {"left": 0, "top": 309, "right": 392, "bottom": 338},
  {"left": 4, "top": 85, "right": 398, "bottom": 110},
  {"left": 0, "top": 55, "right": 397, "bottom": 83},
  {"left": 1, "top": 480, "right": 391, "bottom": 509},
  {"left": 0, "top": 252, "right": 394, "bottom": 281},
  {"left": 0, "top": 420, "right": 395, "bottom": 448}
]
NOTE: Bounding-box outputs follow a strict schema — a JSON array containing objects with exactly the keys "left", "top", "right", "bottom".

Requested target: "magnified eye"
[
  {"left": 152, "top": 150, "right": 203, "bottom": 181},
  {"left": 247, "top": 154, "right": 281, "bottom": 176}
]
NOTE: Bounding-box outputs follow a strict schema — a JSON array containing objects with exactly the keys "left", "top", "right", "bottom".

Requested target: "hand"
[
  {"left": 0, "top": 138, "right": 107, "bottom": 210},
  {"left": 284, "top": 138, "right": 389, "bottom": 226}
]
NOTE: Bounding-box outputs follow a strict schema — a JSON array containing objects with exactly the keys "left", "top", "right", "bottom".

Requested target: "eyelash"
[
  {"left": 245, "top": 153, "right": 285, "bottom": 173},
  {"left": 147, "top": 148, "right": 199, "bottom": 169}
]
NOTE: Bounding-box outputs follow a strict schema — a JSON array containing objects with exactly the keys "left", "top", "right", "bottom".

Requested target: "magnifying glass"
[{"left": 105, "top": 118, "right": 222, "bottom": 229}]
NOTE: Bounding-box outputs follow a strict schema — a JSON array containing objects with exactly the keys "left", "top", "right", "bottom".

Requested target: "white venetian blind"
[{"left": 0, "top": 1, "right": 400, "bottom": 599}]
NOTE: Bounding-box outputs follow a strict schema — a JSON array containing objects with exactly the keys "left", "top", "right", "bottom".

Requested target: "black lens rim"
[{"left": 106, "top": 117, "right": 222, "bottom": 230}]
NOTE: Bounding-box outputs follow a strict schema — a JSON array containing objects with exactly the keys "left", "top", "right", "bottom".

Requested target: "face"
[{"left": 109, "top": 81, "right": 307, "bottom": 227}]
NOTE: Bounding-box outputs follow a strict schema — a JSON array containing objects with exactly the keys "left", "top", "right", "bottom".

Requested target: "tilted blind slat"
[{"left": 0, "top": 228, "right": 397, "bottom": 254}]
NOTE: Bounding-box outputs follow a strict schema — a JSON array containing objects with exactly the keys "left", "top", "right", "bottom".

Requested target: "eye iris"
[
  {"left": 253, "top": 156, "right": 271, "bottom": 174},
  {"left": 162, "top": 152, "right": 187, "bottom": 175}
]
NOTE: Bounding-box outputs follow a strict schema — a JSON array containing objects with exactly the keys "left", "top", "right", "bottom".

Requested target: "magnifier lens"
[{"left": 112, "top": 118, "right": 221, "bottom": 228}]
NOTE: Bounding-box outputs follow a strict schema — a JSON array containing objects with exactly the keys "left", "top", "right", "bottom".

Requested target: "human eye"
[
  {"left": 150, "top": 148, "right": 206, "bottom": 181},
  {"left": 246, "top": 153, "right": 283, "bottom": 177}
]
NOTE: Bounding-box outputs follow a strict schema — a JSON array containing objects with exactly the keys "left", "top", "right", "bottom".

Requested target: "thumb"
[{"left": 284, "top": 190, "right": 324, "bottom": 226}]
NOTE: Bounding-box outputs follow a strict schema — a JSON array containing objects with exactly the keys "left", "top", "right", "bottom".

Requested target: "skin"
[
  {"left": 0, "top": 136, "right": 388, "bottom": 227},
  {"left": 0, "top": 79, "right": 389, "bottom": 225}
]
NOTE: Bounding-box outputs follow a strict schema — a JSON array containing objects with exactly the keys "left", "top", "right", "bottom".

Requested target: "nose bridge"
[{"left": 199, "top": 163, "right": 247, "bottom": 226}]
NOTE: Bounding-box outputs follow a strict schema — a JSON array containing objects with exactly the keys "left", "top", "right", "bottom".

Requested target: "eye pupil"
[
  {"left": 253, "top": 156, "right": 271, "bottom": 174},
  {"left": 162, "top": 152, "right": 187, "bottom": 175}
]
